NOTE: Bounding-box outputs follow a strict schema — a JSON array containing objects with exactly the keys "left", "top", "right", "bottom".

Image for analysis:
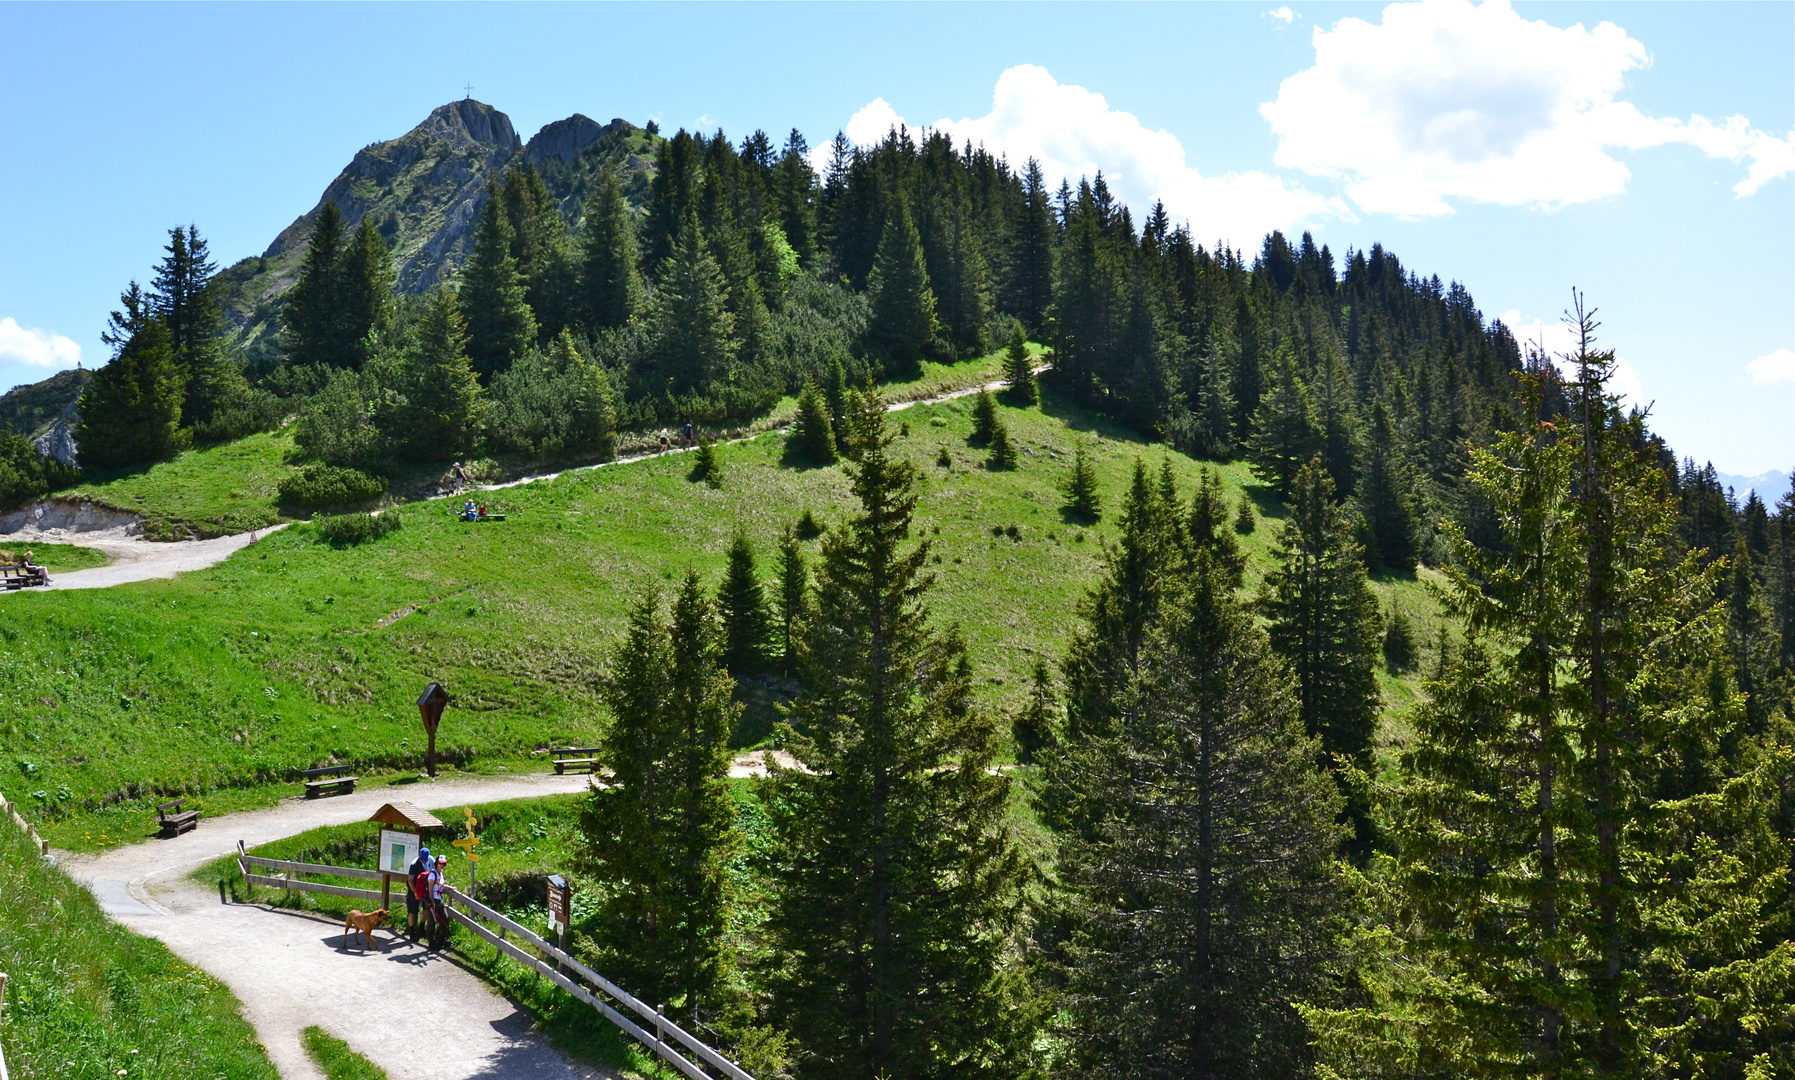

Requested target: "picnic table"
[
  {"left": 549, "top": 747, "right": 603, "bottom": 775},
  {"left": 0, "top": 563, "right": 49, "bottom": 590}
]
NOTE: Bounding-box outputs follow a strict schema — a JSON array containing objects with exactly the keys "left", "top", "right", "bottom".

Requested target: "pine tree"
[
  {"left": 865, "top": 199, "right": 937, "bottom": 372},
  {"left": 336, "top": 217, "right": 395, "bottom": 370},
  {"left": 766, "top": 392, "right": 1037, "bottom": 1079},
  {"left": 718, "top": 529, "right": 772, "bottom": 678},
  {"left": 1189, "top": 323, "right": 1238, "bottom": 460},
  {"left": 1064, "top": 442, "right": 1102, "bottom": 521},
  {"left": 775, "top": 524, "right": 809, "bottom": 676},
  {"left": 650, "top": 214, "right": 736, "bottom": 393},
  {"left": 77, "top": 310, "right": 185, "bottom": 469},
  {"left": 1361, "top": 398, "right": 1420, "bottom": 572},
  {"left": 389, "top": 287, "right": 483, "bottom": 461},
  {"left": 461, "top": 190, "right": 537, "bottom": 380},
  {"left": 691, "top": 439, "right": 723, "bottom": 488},
  {"left": 280, "top": 202, "right": 348, "bottom": 368},
  {"left": 1057, "top": 547, "right": 1347, "bottom": 1079},
  {"left": 790, "top": 375, "right": 837, "bottom": 466},
  {"left": 578, "top": 167, "right": 642, "bottom": 333},
  {"left": 151, "top": 224, "right": 250, "bottom": 432},
  {"left": 1001, "top": 324, "right": 1037, "bottom": 406},
  {"left": 1247, "top": 349, "right": 1322, "bottom": 497},
  {"left": 1188, "top": 466, "right": 1246, "bottom": 588},
  {"left": 986, "top": 414, "right": 1019, "bottom": 471},
  {"left": 1260, "top": 458, "right": 1382, "bottom": 857},
  {"left": 1234, "top": 494, "right": 1257, "bottom": 535},
  {"left": 1007, "top": 158, "right": 1055, "bottom": 334},
  {"left": 578, "top": 576, "right": 741, "bottom": 1024},
  {"left": 969, "top": 388, "right": 998, "bottom": 445},
  {"left": 1315, "top": 316, "right": 1795, "bottom": 1078},
  {"left": 1382, "top": 607, "right": 1416, "bottom": 672},
  {"left": 1011, "top": 660, "right": 1060, "bottom": 766}
]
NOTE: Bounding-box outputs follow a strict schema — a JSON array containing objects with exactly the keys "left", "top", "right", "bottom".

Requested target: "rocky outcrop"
[{"left": 524, "top": 114, "right": 606, "bottom": 167}]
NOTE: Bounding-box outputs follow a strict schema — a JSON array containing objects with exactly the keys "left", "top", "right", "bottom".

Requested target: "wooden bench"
[
  {"left": 156, "top": 798, "right": 200, "bottom": 838},
  {"left": 0, "top": 564, "right": 48, "bottom": 590},
  {"left": 301, "top": 764, "right": 359, "bottom": 798},
  {"left": 550, "top": 747, "right": 602, "bottom": 775}
]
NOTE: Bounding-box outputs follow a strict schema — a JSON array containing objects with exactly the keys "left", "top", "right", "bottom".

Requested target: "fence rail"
[
  {"left": 235, "top": 847, "right": 754, "bottom": 1080},
  {"left": 0, "top": 788, "right": 48, "bottom": 856}
]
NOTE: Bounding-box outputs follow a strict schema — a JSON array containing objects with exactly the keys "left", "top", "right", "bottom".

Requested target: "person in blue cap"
[{"left": 406, "top": 845, "right": 433, "bottom": 937}]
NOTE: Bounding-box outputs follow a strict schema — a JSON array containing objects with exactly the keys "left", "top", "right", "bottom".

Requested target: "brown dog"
[{"left": 342, "top": 908, "right": 390, "bottom": 952}]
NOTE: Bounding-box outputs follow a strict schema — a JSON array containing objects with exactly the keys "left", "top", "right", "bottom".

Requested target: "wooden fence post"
[{"left": 1, "top": 970, "right": 11, "bottom": 1080}]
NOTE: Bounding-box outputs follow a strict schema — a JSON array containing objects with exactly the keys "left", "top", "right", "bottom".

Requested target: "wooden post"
[
  {"left": 416, "top": 683, "right": 450, "bottom": 778},
  {"left": 1, "top": 970, "right": 9, "bottom": 1080},
  {"left": 547, "top": 875, "right": 570, "bottom": 970}
]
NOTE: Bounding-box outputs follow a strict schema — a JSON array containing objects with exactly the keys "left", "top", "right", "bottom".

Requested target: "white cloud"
[
  {"left": 0, "top": 318, "right": 82, "bottom": 371},
  {"left": 822, "top": 65, "right": 1346, "bottom": 251},
  {"left": 1748, "top": 348, "right": 1795, "bottom": 384},
  {"left": 1262, "top": 0, "right": 1795, "bottom": 216},
  {"left": 1500, "top": 309, "right": 1645, "bottom": 409},
  {"left": 1265, "top": 6, "right": 1296, "bottom": 25}
]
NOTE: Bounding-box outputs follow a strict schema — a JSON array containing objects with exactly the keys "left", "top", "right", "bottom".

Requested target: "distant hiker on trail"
[
  {"left": 451, "top": 461, "right": 468, "bottom": 492},
  {"left": 659, "top": 430, "right": 671, "bottom": 453},
  {"left": 430, "top": 854, "right": 451, "bottom": 946},
  {"left": 683, "top": 421, "right": 695, "bottom": 448},
  {"left": 406, "top": 846, "right": 432, "bottom": 936}
]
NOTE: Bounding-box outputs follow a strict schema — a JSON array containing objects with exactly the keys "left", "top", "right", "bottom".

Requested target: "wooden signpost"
[
  {"left": 547, "top": 874, "right": 571, "bottom": 962},
  {"left": 417, "top": 682, "right": 450, "bottom": 777}
]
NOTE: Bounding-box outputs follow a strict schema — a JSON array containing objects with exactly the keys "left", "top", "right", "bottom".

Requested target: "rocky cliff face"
[{"left": 214, "top": 100, "right": 657, "bottom": 362}]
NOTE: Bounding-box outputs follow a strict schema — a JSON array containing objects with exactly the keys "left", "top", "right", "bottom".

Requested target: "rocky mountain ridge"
[{"left": 215, "top": 98, "right": 659, "bottom": 364}]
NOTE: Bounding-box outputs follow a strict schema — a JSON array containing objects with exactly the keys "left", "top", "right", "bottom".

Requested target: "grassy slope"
[
  {"left": 72, "top": 429, "right": 295, "bottom": 538},
  {"left": 12, "top": 363, "right": 1445, "bottom": 851},
  {"left": 0, "top": 821, "right": 279, "bottom": 1080}
]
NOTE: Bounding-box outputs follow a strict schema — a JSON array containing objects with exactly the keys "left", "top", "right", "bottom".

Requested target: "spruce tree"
[
  {"left": 1234, "top": 495, "right": 1257, "bottom": 534},
  {"left": 986, "top": 414, "right": 1018, "bottom": 470},
  {"left": 691, "top": 439, "right": 723, "bottom": 488},
  {"left": 1189, "top": 466, "right": 1246, "bottom": 588},
  {"left": 579, "top": 576, "right": 741, "bottom": 1024},
  {"left": 766, "top": 392, "right": 1036, "bottom": 1079},
  {"left": 1361, "top": 398, "right": 1420, "bottom": 572},
  {"left": 969, "top": 388, "right": 998, "bottom": 445},
  {"left": 1065, "top": 443, "right": 1102, "bottom": 521},
  {"left": 280, "top": 202, "right": 347, "bottom": 368},
  {"left": 578, "top": 167, "right": 642, "bottom": 333},
  {"left": 865, "top": 199, "right": 937, "bottom": 372},
  {"left": 389, "top": 287, "right": 483, "bottom": 461},
  {"left": 1001, "top": 323, "right": 1036, "bottom": 406},
  {"left": 790, "top": 375, "right": 838, "bottom": 466},
  {"left": 1007, "top": 158, "right": 1055, "bottom": 334},
  {"left": 1247, "top": 349, "right": 1322, "bottom": 497},
  {"left": 775, "top": 524, "right": 809, "bottom": 676},
  {"left": 151, "top": 224, "right": 250, "bottom": 432},
  {"left": 1260, "top": 458, "right": 1382, "bottom": 856},
  {"left": 718, "top": 529, "right": 773, "bottom": 678},
  {"left": 336, "top": 217, "right": 394, "bottom": 370},
  {"left": 1190, "top": 323, "right": 1238, "bottom": 460},
  {"left": 1057, "top": 547, "right": 1347, "bottom": 1079},
  {"left": 1010, "top": 660, "right": 1060, "bottom": 766},
  {"left": 77, "top": 312, "right": 185, "bottom": 469},
  {"left": 461, "top": 189, "right": 537, "bottom": 380},
  {"left": 650, "top": 214, "right": 736, "bottom": 393}
]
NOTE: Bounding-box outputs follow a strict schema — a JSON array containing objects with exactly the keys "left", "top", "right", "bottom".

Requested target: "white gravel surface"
[
  {"left": 0, "top": 517, "right": 288, "bottom": 593},
  {"left": 59, "top": 772, "right": 612, "bottom": 1080}
]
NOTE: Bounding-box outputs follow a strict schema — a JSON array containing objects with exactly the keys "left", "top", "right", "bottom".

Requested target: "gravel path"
[
  {"left": 59, "top": 772, "right": 609, "bottom": 1080},
  {"left": 0, "top": 522, "right": 287, "bottom": 593}
]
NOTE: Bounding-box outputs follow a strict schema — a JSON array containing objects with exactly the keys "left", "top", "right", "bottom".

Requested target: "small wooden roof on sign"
[{"left": 367, "top": 801, "right": 445, "bottom": 830}]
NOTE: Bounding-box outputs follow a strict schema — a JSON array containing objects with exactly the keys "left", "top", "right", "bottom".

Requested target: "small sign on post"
[
  {"left": 547, "top": 874, "right": 571, "bottom": 965},
  {"left": 450, "top": 806, "right": 480, "bottom": 901},
  {"left": 379, "top": 829, "right": 421, "bottom": 910},
  {"left": 417, "top": 682, "right": 450, "bottom": 778}
]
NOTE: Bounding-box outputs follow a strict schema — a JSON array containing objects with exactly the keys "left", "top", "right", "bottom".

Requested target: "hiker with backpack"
[{"left": 408, "top": 847, "right": 443, "bottom": 943}]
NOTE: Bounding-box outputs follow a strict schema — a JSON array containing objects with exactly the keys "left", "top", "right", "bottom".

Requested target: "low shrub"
[
  {"left": 279, "top": 463, "right": 386, "bottom": 507},
  {"left": 315, "top": 510, "right": 402, "bottom": 547}
]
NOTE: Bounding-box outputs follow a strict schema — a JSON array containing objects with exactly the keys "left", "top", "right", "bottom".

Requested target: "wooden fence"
[
  {"left": 235, "top": 849, "right": 754, "bottom": 1080},
  {"left": 0, "top": 788, "right": 48, "bottom": 856}
]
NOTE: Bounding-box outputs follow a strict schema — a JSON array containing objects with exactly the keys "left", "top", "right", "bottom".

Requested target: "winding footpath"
[{"left": 59, "top": 772, "right": 606, "bottom": 1080}]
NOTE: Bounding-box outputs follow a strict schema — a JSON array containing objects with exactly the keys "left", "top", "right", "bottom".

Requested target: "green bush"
[
  {"left": 0, "top": 434, "right": 82, "bottom": 511},
  {"left": 279, "top": 463, "right": 386, "bottom": 507},
  {"left": 315, "top": 510, "right": 402, "bottom": 546}
]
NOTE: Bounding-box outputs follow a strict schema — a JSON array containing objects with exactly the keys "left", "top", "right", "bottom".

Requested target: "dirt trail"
[
  {"left": 59, "top": 758, "right": 787, "bottom": 1080},
  {"left": 1, "top": 495, "right": 289, "bottom": 593},
  {"left": 60, "top": 772, "right": 606, "bottom": 1080}
]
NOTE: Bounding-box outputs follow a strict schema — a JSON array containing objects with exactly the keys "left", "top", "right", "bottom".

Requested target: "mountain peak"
[
  {"left": 523, "top": 114, "right": 637, "bottom": 167},
  {"left": 414, "top": 99, "right": 522, "bottom": 153}
]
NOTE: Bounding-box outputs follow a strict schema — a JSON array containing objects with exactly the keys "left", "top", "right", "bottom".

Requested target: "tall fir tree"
[
  {"left": 280, "top": 202, "right": 348, "bottom": 368},
  {"left": 150, "top": 224, "right": 251, "bottom": 432},
  {"left": 335, "top": 217, "right": 395, "bottom": 370},
  {"left": 865, "top": 199, "right": 938, "bottom": 372},
  {"left": 790, "top": 375, "right": 838, "bottom": 466},
  {"left": 77, "top": 299, "right": 185, "bottom": 469},
  {"left": 1002, "top": 323, "right": 1037, "bottom": 406},
  {"left": 1056, "top": 546, "right": 1347, "bottom": 1080},
  {"left": 1064, "top": 442, "right": 1102, "bottom": 522},
  {"left": 650, "top": 214, "right": 737, "bottom": 393},
  {"left": 1361, "top": 397, "right": 1421, "bottom": 572},
  {"left": 578, "top": 575, "right": 741, "bottom": 1024},
  {"left": 775, "top": 524, "right": 809, "bottom": 676},
  {"left": 388, "top": 287, "right": 483, "bottom": 461},
  {"left": 460, "top": 188, "right": 537, "bottom": 380},
  {"left": 1248, "top": 349, "right": 1323, "bottom": 497},
  {"left": 1007, "top": 158, "right": 1056, "bottom": 334},
  {"left": 1260, "top": 458, "right": 1383, "bottom": 856},
  {"left": 766, "top": 392, "right": 1037, "bottom": 1079},
  {"left": 577, "top": 167, "right": 642, "bottom": 333},
  {"left": 1188, "top": 466, "right": 1246, "bottom": 589},
  {"left": 718, "top": 529, "right": 774, "bottom": 678}
]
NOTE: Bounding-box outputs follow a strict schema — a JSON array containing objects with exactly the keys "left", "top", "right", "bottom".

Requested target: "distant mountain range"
[
  {"left": 212, "top": 98, "right": 661, "bottom": 365},
  {"left": 1715, "top": 470, "right": 1791, "bottom": 504}
]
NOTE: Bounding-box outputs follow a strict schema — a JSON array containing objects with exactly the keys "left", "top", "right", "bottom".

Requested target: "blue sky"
[{"left": 1, "top": 1, "right": 1789, "bottom": 475}]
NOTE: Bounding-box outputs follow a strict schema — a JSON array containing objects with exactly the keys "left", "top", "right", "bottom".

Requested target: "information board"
[{"left": 380, "top": 829, "right": 421, "bottom": 875}]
